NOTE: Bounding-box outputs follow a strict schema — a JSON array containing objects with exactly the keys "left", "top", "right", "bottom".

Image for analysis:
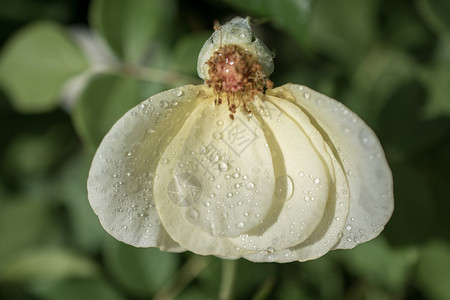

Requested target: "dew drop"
[
  {"left": 160, "top": 158, "right": 169, "bottom": 165},
  {"left": 221, "top": 212, "right": 228, "bottom": 219},
  {"left": 303, "top": 92, "right": 311, "bottom": 99},
  {"left": 313, "top": 178, "right": 320, "bottom": 184},
  {"left": 346, "top": 224, "right": 352, "bottom": 231},
  {"left": 236, "top": 222, "right": 245, "bottom": 229},
  {"left": 275, "top": 175, "right": 294, "bottom": 201},
  {"left": 359, "top": 128, "right": 375, "bottom": 149},
  {"left": 171, "top": 89, "right": 183, "bottom": 97},
  {"left": 266, "top": 247, "right": 275, "bottom": 254},
  {"left": 212, "top": 132, "right": 223, "bottom": 139},
  {"left": 232, "top": 172, "right": 240, "bottom": 179},
  {"left": 246, "top": 182, "right": 255, "bottom": 190},
  {"left": 210, "top": 154, "right": 219, "bottom": 163},
  {"left": 159, "top": 100, "right": 169, "bottom": 108},
  {"left": 121, "top": 225, "right": 128, "bottom": 230},
  {"left": 216, "top": 120, "right": 223, "bottom": 126},
  {"left": 187, "top": 208, "right": 199, "bottom": 221},
  {"left": 218, "top": 162, "right": 229, "bottom": 172},
  {"left": 198, "top": 145, "right": 206, "bottom": 154}
]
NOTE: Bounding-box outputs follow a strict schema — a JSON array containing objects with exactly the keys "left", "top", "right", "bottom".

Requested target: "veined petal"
[
  {"left": 245, "top": 143, "right": 350, "bottom": 262},
  {"left": 268, "top": 84, "right": 394, "bottom": 249},
  {"left": 154, "top": 98, "right": 277, "bottom": 256},
  {"left": 244, "top": 97, "right": 350, "bottom": 262},
  {"left": 230, "top": 96, "right": 330, "bottom": 252},
  {"left": 87, "top": 85, "right": 210, "bottom": 250}
]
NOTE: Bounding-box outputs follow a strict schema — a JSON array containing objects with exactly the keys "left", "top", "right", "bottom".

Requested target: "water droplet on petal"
[
  {"left": 171, "top": 89, "right": 183, "bottom": 97},
  {"left": 218, "top": 162, "right": 229, "bottom": 172},
  {"left": 187, "top": 208, "right": 199, "bottom": 221},
  {"left": 159, "top": 100, "right": 169, "bottom": 108},
  {"left": 212, "top": 132, "right": 223, "bottom": 139},
  {"left": 275, "top": 175, "right": 294, "bottom": 201},
  {"left": 266, "top": 247, "right": 275, "bottom": 253},
  {"left": 346, "top": 224, "right": 352, "bottom": 231},
  {"left": 246, "top": 182, "right": 255, "bottom": 190},
  {"left": 236, "top": 222, "right": 245, "bottom": 229},
  {"left": 313, "top": 178, "right": 320, "bottom": 184}
]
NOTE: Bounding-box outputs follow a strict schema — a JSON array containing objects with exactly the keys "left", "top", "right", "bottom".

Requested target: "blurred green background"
[{"left": 0, "top": 0, "right": 449, "bottom": 299}]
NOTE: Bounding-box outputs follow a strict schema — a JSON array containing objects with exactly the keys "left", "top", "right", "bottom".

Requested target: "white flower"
[{"left": 87, "top": 17, "right": 394, "bottom": 262}]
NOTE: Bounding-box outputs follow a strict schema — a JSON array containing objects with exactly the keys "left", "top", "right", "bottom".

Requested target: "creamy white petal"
[
  {"left": 245, "top": 143, "right": 350, "bottom": 262},
  {"left": 230, "top": 96, "right": 330, "bottom": 252},
  {"left": 242, "top": 96, "right": 350, "bottom": 262},
  {"left": 154, "top": 99, "right": 277, "bottom": 256},
  {"left": 87, "top": 85, "right": 210, "bottom": 250},
  {"left": 269, "top": 84, "right": 394, "bottom": 249}
]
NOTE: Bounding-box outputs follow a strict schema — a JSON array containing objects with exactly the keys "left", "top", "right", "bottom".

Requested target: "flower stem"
[
  {"left": 154, "top": 255, "right": 210, "bottom": 300},
  {"left": 218, "top": 259, "right": 237, "bottom": 300}
]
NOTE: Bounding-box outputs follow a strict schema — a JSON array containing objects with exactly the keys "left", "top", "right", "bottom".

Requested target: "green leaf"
[
  {"left": 423, "top": 59, "right": 450, "bottom": 117},
  {"left": 172, "top": 32, "right": 212, "bottom": 76},
  {"left": 175, "top": 287, "right": 210, "bottom": 300},
  {"left": 417, "top": 0, "right": 450, "bottom": 36},
  {"left": 276, "top": 281, "right": 312, "bottom": 300},
  {"left": 0, "top": 197, "right": 52, "bottom": 264},
  {"left": 72, "top": 73, "right": 167, "bottom": 148},
  {"left": 103, "top": 237, "right": 179, "bottom": 297},
  {"left": 301, "top": 255, "right": 343, "bottom": 299},
  {"left": 383, "top": 163, "right": 436, "bottom": 245},
  {"left": 3, "top": 127, "right": 74, "bottom": 178},
  {"left": 343, "top": 49, "right": 417, "bottom": 125},
  {"left": 221, "top": 0, "right": 312, "bottom": 47},
  {"left": 0, "top": 21, "right": 89, "bottom": 113},
  {"left": 39, "top": 278, "right": 125, "bottom": 300},
  {"left": 309, "top": 0, "right": 378, "bottom": 66},
  {"left": 56, "top": 152, "right": 105, "bottom": 252},
  {"left": 416, "top": 241, "right": 450, "bottom": 300},
  {"left": 0, "top": 248, "right": 98, "bottom": 283},
  {"left": 89, "top": 0, "right": 176, "bottom": 64},
  {"left": 337, "top": 237, "right": 418, "bottom": 291}
]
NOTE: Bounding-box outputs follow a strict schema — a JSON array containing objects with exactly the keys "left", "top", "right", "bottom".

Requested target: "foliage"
[{"left": 0, "top": 0, "right": 449, "bottom": 299}]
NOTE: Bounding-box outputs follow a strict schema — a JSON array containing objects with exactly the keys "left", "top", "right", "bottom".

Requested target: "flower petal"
[
  {"left": 244, "top": 97, "right": 351, "bottom": 262},
  {"left": 269, "top": 84, "right": 394, "bottom": 249},
  {"left": 230, "top": 96, "right": 331, "bottom": 252},
  {"left": 87, "top": 85, "right": 209, "bottom": 250},
  {"left": 153, "top": 99, "right": 278, "bottom": 256}
]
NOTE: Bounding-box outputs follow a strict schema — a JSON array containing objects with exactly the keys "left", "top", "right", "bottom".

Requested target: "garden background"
[{"left": 0, "top": 0, "right": 449, "bottom": 299}]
